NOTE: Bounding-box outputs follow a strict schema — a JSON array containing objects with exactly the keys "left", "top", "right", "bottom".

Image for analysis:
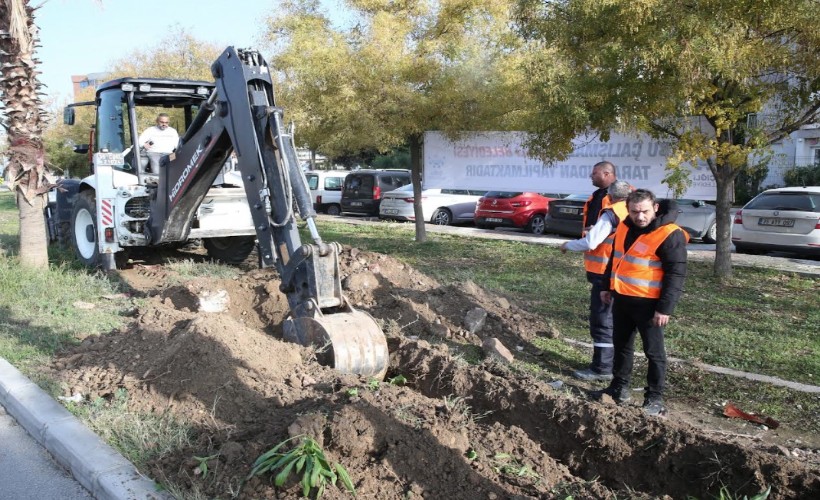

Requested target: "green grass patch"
[
  {"left": 66, "top": 388, "right": 193, "bottom": 467},
  {"left": 0, "top": 191, "right": 131, "bottom": 369}
]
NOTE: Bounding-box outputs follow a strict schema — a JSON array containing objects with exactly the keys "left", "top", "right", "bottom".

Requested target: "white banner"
[{"left": 422, "top": 131, "right": 717, "bottom": 200}]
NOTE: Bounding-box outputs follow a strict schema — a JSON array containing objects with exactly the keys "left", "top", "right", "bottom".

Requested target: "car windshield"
[
  {"left": 484, "top": 191, "right": 523, "bottom": 198},
  {"left": 564, "top": 194, "right": 589, "bottom": 200},
  {"left": 746, "top": 192, "right": 820, "bottom": 213}
]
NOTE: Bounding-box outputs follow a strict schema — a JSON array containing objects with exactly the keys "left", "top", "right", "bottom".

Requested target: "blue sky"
[{"left": 35, "top": 0, "right": 347, "bottom": 100}]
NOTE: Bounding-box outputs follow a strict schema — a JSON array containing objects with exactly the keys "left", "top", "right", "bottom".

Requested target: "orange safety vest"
[
  {"left": 610, "top": 223, "right": 689, "bottom": 299},
  {"left": 582, "top": 193, "right": 613, "bottom": 231},
  {"left": 583, "top": 201, "right": 628, "bottom": 275}
]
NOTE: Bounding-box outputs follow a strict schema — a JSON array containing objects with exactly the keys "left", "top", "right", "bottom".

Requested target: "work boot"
[
  {"left": 572, "top": 368, "right": 614, "bottom": 382},
  {"left": 589, "top": 385, "right": 631, "bottom": 404},
  {"left": 642, "top": 397, "right": 667, "bottom": 417}
]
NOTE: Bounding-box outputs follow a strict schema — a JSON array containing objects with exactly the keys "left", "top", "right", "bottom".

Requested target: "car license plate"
[
  {"left": 350, "top": 201, "right": 363, "bottom": 207},
  {"left": 758, "top": 218, "right": 794, "bottom": 227},
  {"left": 486, "top": 217, "right": 504, "bottom": 223},
  {"left": 559, "top": 207, "right": 579, "bottom": 215},
  {"left": 383, "top": 209, "right": 398, "bottom": 215}
]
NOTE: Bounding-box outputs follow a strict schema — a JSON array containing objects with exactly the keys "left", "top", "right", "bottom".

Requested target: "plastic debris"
[{"left": 723, "top": 403, "right": 780, "bottom": 429}]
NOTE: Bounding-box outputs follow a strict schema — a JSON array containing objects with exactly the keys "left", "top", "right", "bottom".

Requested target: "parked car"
[
  {"left": 474, "top": 192, "right": 561, "bottom": 234},
  {"left": 304, "top": 170, "right": 349, "bottom": 215},
  {"left": 379, "top": 185, "right": 485, "bottom": 225},
  {"left": 731, "top": 186, "right": 820, "bottom": 256},
  {"left": 544, "top": 194, "right": 717, "bottom": 242},
  {"left": 544, "top": 194, "right": 589, "bottom": 236},
  {"left": 340, "top": 169, "right": 411, "bottom": 215}
]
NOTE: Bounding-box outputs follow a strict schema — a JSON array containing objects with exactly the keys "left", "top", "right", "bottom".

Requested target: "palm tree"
[{"left": 1, "top": 0, "right": 50, "bottom": 267}]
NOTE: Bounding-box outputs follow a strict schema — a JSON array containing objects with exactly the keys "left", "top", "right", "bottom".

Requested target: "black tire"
[
  {"left": 70, "top": 190, "right": 100, "bottom": 267},
  {"left": 326, "top": 204, "right": 341, "bottom": 216},
  {"left": 203, "top": 236, "right": 256, "bottom": 265},
  {"left": 528, "top": 214, "right": 546, "bottom": 235},
  {"left": 703, "top": 222, "right": 717, "bottom": 243},
  {"left": 431, "top": 208, "right": 453, "bottom": 226}
]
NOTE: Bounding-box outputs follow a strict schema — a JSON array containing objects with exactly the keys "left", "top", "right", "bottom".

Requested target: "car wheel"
[
  {"left": 528, "top": 214, "right": 546, "bottom": 235},
  {"left": 703, "top": 222, "right": 717, "bottom": 243},
  {"left": 431, "top": 208, "right": 452, "bottom": 225},
  {"left": 326, "top": 204, "right": 341, "bottom": 216}
]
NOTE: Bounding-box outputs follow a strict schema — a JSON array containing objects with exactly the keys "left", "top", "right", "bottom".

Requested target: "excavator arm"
[{"left": 149, "top": 47, "right": 387, "bottom": 377}]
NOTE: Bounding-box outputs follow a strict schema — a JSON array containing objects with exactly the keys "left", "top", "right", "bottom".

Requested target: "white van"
[{"left": 304, "top": 170, "right": 349, "bottom": 215}]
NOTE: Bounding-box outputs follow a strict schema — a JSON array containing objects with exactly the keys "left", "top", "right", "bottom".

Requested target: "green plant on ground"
[
  {"left": 367, "top": 378, "right": 380, "bottom": 390},
  {"left": 388, "top": 374, "right": 407, "bottom": 385},
  {"left": 193, "top": 454, "right": 219, "bottom": 478},
  {"left": 248, "top": 435, "right": 355, "bottom": 499},
  {"left": 490, "top": 452, "right": 539, "bottom": 480}
]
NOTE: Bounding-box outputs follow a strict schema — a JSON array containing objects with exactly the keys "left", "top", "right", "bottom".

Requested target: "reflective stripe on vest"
[
  {"left": 583, "top": 201, "right": 628, "bottom": 274},
  {"left": 610, "top": 223, "right": 686, "bottom": 299}
]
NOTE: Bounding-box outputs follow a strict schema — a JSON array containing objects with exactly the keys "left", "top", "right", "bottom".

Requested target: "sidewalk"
[{"left": 0, "top": 358, "right": 168, "bottom": 500}]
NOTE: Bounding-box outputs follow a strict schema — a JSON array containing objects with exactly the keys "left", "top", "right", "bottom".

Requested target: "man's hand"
[
  {"left": 600, "top": 291, "right": 612, "bottom": 305},
  {"left": 559, "top": 242, "right": 568, "bottom": 254},
  {"left": 653, "top": 311, "right": 670, "bottom": 327}
]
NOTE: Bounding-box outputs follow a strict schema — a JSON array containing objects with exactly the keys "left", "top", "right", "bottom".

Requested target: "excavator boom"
[{"left": 149, "top": 47, "right": 387, "bottom": 378}]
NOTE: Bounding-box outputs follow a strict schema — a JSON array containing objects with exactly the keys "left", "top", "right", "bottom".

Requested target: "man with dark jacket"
[{"left": 592, "top": 189, "right": 688, "bottom": 416}]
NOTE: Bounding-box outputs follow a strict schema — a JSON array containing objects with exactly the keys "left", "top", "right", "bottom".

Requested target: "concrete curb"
[{"left": 0, "top": 358, "right": 169, "bottom": 500}]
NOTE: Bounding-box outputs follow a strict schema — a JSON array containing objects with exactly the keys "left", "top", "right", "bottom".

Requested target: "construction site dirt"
[{"left": 42, "top": 246, "right": 819, "bottom": 499}]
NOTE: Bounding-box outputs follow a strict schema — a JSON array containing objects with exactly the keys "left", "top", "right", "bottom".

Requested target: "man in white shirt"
[
  {"left": 560, "top": 180, "right": 632, "bottom": 381},
  {"left": 138, "top": 113, "right": 179, "bottom": 173}
]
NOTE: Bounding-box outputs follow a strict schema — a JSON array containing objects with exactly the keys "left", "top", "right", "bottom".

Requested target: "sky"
[{"left": 34, "top": 0, "right": 339, "bottom": 100}]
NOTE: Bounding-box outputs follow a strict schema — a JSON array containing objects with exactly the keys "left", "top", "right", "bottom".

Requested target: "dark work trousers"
[
  {"left": 611, "top": 295, "right": 667, "bottom": 400},
  {"left": 588, "top": 273, "right": 614, "bottom": 374}
]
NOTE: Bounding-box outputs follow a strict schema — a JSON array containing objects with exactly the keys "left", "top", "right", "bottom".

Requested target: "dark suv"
[{"left": 340, "top": 169, "right": 411, "bottom": 215}]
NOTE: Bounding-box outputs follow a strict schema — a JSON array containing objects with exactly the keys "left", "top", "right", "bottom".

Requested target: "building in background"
[{"left": 71, "top": 72, "right": 107, "bottom": 100}]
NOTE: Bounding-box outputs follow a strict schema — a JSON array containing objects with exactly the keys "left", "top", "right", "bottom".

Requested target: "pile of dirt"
[{"left": 45, "top": 247, "right": 819, "bottom": 499}]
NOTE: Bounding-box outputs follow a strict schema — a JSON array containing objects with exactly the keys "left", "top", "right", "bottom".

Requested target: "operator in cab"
[{"left": 138, "top": 113, "right": 179, "bottom": 173}]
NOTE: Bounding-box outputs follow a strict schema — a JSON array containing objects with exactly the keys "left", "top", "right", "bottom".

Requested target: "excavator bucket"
[{"left": 283, "top": 309, "right": 388, "bottom": 379}]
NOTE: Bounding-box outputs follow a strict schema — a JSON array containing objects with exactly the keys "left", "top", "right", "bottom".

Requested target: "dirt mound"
[{"left": 47, "top": 247, "right": 819, "bottom": 499}]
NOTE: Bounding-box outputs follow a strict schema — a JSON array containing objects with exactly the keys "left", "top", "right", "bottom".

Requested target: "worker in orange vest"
[
  {"left": 592, "top": 189, "right": 688, "bottom": 417},
  {"left": 560, "top": 180, "right": 632, "bottom": 381}
]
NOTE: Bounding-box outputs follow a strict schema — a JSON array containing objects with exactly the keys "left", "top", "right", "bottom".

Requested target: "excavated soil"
[{"left": 44, "top": 246, "right": 819, "bottom": 499}]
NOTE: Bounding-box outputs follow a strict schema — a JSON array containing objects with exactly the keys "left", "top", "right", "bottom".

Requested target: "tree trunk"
[
  {"left": 409, "top": 134, "right": 427, "bottom": 243},
  {"left": 712, "top": 163, "right": 737, "bottom": 279},
  {"left": 17, "top": 188, "right": 49, "bottom": 267},
  {"left": 1, "top": 0, "right": 50, "bottom": 269}
]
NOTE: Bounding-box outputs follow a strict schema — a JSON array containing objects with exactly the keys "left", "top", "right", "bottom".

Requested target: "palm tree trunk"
[
  {"left": 1, "top": 0, "right": 50, "bottom": 269},
  {"left": 17, "top": 186, "right": 48, "bottom": 267}
]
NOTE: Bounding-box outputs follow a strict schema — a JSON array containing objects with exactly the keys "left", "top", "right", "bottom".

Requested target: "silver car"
[
  {"left": 379, "top": 185, "right": 485, "bottom": 225},
  {"left": 732, "top": 186, "right": 820, "bottom": 257}
]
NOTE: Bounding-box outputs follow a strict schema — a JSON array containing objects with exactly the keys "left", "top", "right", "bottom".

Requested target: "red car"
[{"left": 474, "top": 191, "right": 560, "bottom": 234}]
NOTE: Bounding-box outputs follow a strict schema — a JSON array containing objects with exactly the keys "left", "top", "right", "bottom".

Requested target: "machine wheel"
[
  {"left": 325, "top": 204, "right": 341, "bottom": 216},
  {"left": 703, "top": 222, "right": 717, "bottom": 243},
  {"left": 431, "top": 208, "right": 453, "bottom": 226},
  {"left": 528, "top": 214, "right": 546, "bottom": 235},
  {"left": 203, "top": 236, "right": 256, "bottom": 265},
  {"left": 70, "top": 191, "right": 100, "bottom": 267}
]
